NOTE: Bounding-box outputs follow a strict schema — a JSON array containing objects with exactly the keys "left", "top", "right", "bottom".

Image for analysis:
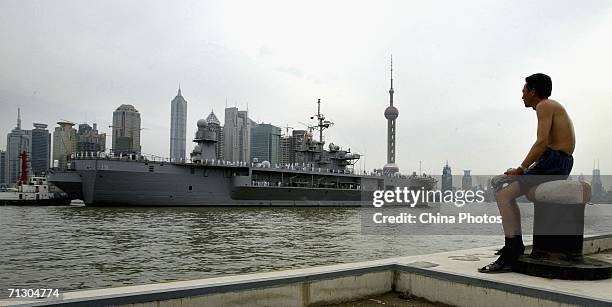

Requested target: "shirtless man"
[{"left": 479, "top": 73, "right": 575, "bottom": 273}]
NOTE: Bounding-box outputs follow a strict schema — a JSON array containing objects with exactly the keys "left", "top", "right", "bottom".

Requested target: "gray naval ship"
[
  {"left": 48, "top": 63, "right": 436, "bottom": 206},
  {"left": 48, "top": 101, "right": 436, "bottom": 206}
]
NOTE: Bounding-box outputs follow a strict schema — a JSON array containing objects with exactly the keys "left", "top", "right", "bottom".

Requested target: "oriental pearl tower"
[{"left": 383, "top": 56, "right": 400, "bottom": 174}]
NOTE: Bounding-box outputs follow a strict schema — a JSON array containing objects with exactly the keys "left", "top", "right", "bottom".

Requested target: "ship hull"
[
  {"left": 48, "top": 159, "right": 436, "bottom": 207},
  {"left": 1, "top": 198, "right": 72, "bottom": 206}
]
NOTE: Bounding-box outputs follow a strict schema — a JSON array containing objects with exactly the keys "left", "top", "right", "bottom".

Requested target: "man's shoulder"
[{"left": 536, "top": 99, "right": 562, "bottom": 112}]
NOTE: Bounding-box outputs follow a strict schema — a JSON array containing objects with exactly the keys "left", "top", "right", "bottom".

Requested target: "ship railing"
[
  {"left": 69, "top": 151, "right": 171, "bottom": 163},
  {"left": 249, "top": 162, "right": 360, "bottom": 175},
  {"left": 249, "top": 180, "right": 362, "bottom": 190},
  {"left": 68, "top": 152, "right": 433, "bottom": 180}
]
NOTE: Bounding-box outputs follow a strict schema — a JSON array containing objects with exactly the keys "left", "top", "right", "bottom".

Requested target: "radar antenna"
[{"left": 310, "top": 99, "right": 333, "bottom": 146}]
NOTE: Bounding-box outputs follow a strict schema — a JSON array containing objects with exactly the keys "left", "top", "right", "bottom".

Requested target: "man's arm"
[{"left": 520, "top": 101, "right": 554, "bottom": 170}]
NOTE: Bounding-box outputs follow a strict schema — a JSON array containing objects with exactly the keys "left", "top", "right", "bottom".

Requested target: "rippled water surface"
[{"left": 1, "top": 203, "right": 610, "bottom": 296}]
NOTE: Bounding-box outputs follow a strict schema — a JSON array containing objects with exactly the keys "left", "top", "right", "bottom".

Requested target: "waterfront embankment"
[{"left": 3, "top": 234, "right": 611, "bottom": 307}]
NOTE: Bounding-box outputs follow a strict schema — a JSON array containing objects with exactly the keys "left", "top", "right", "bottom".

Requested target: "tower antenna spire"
[
  {"left": 389, "top": 54, "right": 394, "bottom": 106},
  {"left": 390, "top": 54, "right": 393, "bottom": 89},
  {"left": 17, "top": 108, "right": 21, "bottom": 130}
]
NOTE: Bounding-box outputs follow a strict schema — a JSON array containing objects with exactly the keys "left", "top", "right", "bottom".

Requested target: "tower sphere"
[{"left": 384, "top": 106, "right": 399, "bottom": 119}]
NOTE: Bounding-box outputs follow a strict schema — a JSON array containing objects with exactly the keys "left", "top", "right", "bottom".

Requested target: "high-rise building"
[
  {"left": 5, "top": 109, "right": 31, "bottom": 184},
  {"left": 223, "top": 107, "right": 251, "bottom": 162},
  {"left": 383, "top": 56, "right": 399, "bottom": 175},
  {"left": 77, "top": 123, "right": 106, "bottom": 154},
  {"left": 53, "top": 121, "right": 77, "bottom": 169},
  {"left": 112, "top": 104, "right": 141, "bottom": 154},
  {"left": 250, "top": 123, "right": 281, "bottom": 164},
  {"left": 170, "top": 87, "right": 187, "bottom": 162},
  {"left": 462, "top": 170, "right": 472, "bottom": 190},
  {"left": 0, "top": 150, "right": 6, "bottom": 184},
  {"left": 592, "top": 161, "right": 604, "bottom": 201},
  {"left": 30, "top": 123, "right": 51, "bottom": 176},
  {"left": 205, "top": 110, "right": 222, "bottom": 160},
  {"left": 441, "top": 161, "right": 452, "bottom": 192},
  {"left": 218, "top": 127, "right": 224, "bottom": 160},
  {"left": 279, "top": 129, "right": 307, "bottom": 165},
  {"left": 279, "top": 137, "right": 291, "bottom": 165}
]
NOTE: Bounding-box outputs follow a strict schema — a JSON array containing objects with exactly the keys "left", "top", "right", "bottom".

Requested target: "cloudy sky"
[{"left": 1, "top": 0, "right": 611, "bottom": 176}]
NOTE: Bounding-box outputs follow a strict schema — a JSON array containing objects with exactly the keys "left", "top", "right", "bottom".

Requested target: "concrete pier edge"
[{"left": 4, "top": 234, "right": 612, "bottom": 307}]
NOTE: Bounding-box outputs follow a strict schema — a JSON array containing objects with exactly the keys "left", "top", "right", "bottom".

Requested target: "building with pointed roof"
[
  {"left": 5, "top": 109, "right": 32, "bottom": 184},
  {"left": 205, "top": 110, "right": 220, "bottom": 126},
  {"left": 203, "top": 110, "right": 223, "bottom": 160},
  {"left": 170, "top": 86, "right": 188, "bottom": 162}
]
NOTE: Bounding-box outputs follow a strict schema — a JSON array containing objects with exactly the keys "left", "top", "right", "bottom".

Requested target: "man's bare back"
[{"left": 539, "top": 99, "right": 575, "bottom": 155}]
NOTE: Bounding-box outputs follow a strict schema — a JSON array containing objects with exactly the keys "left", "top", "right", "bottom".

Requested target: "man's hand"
[{"left": 504, "top": 168, "right": 524, "bottom": 176}]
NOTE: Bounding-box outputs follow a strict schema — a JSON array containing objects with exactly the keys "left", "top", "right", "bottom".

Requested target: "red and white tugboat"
[{"left": 0, "top": 151, "right": 71, "bottom": 206}]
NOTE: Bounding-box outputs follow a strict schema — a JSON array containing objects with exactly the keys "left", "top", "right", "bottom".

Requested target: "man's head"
[{"left": 522, "top": 73, "right": 552, "bottom": 109}]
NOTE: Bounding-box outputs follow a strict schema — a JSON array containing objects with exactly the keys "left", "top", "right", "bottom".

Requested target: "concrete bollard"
[
  {"left": 529, "top": 180, "right": 592, "bottom": 260},
  {"left": 515, "top": 180, "right": 612, "bottom": 280}
]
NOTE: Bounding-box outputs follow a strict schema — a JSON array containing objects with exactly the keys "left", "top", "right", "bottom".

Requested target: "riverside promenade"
[{"left": 3, "top": 234, "right": 612, "bottom": 307}]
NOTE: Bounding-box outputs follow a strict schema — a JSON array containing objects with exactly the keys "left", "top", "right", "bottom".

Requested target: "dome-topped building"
[{"left": 112, "top": 103, "right": 141, "bottom": 154}]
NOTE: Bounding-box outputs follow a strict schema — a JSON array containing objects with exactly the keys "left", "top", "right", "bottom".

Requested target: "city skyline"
[
  {"left": 1, "top": 1, "right": 611, "bottom": 175},
  {"left": 3, "top": 91, "right": 612, "bottom": 176},
  {"left": 6, "top": 105, "right": 612, "bottom": 179}
]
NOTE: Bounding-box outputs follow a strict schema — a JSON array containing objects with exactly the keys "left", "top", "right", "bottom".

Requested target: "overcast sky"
[{"left": 1, "top": 0, "right": 611, "bottom": 176}]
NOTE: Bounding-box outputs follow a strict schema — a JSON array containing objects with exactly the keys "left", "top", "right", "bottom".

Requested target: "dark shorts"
[{"left": 517, "top": 147, "right": 574, "bottom": 195}]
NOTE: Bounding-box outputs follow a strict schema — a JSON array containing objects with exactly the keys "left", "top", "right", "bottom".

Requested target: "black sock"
[{"left": 514, "top": 235, "right": 523, "bottom": 246}]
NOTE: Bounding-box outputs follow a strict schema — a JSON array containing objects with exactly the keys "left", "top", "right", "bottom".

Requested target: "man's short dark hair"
[{"left": 525, "top": 73, "right": 552, "bottom": 99}]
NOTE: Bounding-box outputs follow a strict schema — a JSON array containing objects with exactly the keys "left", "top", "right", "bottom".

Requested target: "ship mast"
[{"left": 311, "top": 98, "right": 332, "bottom": 150}]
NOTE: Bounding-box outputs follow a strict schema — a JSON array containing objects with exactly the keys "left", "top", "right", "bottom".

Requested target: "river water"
[{"left": 1, "top": 203, "right": 610, "bottom": 297}]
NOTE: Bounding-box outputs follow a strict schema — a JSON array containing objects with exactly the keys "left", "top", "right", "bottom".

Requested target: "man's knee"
[
  {"left": 495, "top": 182, "right": 521, "bottom": 203},
  {"left": 495, "top": 190, "right": 512, "bottom": 203},
  {"left": 525, "top": 187, "right": 537, "bottom": 202}
]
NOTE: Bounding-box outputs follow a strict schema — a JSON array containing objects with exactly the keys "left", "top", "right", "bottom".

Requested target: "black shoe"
[
  {"left": 479, "top": 254, "right": 513, "bottom": 273},
  {"left": 479, "top": 237, "right": 525, "bottom": 273}
]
